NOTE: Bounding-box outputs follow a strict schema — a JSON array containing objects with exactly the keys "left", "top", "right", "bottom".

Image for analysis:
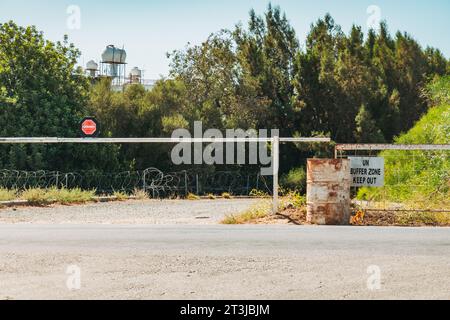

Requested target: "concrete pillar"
[{"left": 306, "top": 159, "right": 351, "bottom": 225}]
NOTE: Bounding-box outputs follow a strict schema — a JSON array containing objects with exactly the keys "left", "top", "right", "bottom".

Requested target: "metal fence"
[
  {"left": 335, "top": 144, "right": 450, "bottom": 213},
  {"left": 0, "top": 168, "right": 273, "bottom": 198}
]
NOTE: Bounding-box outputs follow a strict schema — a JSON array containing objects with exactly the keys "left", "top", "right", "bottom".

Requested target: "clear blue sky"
[{"left": 1, "top": 0, "right": 449, "bottom": 79}]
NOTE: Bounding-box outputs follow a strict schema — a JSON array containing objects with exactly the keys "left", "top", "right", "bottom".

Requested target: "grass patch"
[
  {"left": 20, "top": 188, "right": 96, "bottom": 205},
  {"left": 222, "top": 191, "right": 307, "bottom": 225},
  {"left": 395, "top": 211, "right": 450, "bottom": 226},
  {"left": 221, "top": 192, "right": 233, "bottom": 199},
  {"left": 0, "top": 189, "right": 17, "bottom": 202},
  {"left": 20, "top": 188, "right": 53, "bottom": 204},
  {"left": 113, "top": 191, "right": 129, "bottom": 201},
  {"left": 249, "top": 189, "right": 269, "bottom": 197},
  {"left": 280, "top": 167, "right": 306, "bottom": 193},
  {"left": 132, "top": 188, "right": 149, "bottom": 200},
  {"left": 206, "top": 193, "right": 216, "bottom": 200},
  {"left": 186, "top": 193, "right": 201, "bottom": 200},
  {"left": 222, "top": 200, "right": 271, "bottom": 224}
]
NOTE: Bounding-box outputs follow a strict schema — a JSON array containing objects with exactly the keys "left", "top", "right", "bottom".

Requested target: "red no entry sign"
[{"left": 80, "top": 117, "right": 99, "bottom": 137}]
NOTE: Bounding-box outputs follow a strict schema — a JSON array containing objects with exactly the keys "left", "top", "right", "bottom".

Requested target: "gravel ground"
[
  {"left": 1, "top": 225, "right": 450, "bottom": 300},
  {"left": 0, "top": 199, "right": 259, "bottom": 225}
]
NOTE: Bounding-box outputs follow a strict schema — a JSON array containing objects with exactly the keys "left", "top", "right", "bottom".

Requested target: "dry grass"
[
  {"left": 222, "top": 200, "right": 271, "bottom": 224},
  {"left": 221, "top": 192, "right": 233, "bottom": 199},
  {"left": 222, "top": 191, "right": 307, "bottom": 225},
  {"left": 0, "top": 189, "right": 17, "bottom": 202},
  {"left": 113, "top": 191, "right": 128, "bottom": 201},
  {"left": 350, "top": 209, "right": 450, "bottom": 227},
  {"left": 20, "top": 188, "right": 96, "bottom": 205},
  {"left": 186, "top": 193, "right": 201, "bottom": 200},
  {"left": 132, "top": 188, "right": 149, "bottom": 200}
]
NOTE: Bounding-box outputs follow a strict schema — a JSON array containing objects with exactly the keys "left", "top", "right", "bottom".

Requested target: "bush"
[
  {"left": 280, "top": 167, "right": 306, "bottom": 193},
  {"left": 358, "top": 77, "right": 450, "bottom": 207}
]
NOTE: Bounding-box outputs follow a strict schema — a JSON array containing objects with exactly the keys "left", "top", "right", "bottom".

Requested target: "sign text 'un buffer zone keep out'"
[{"left": 349, "top": 157, "right": 385, "bottom": 187}]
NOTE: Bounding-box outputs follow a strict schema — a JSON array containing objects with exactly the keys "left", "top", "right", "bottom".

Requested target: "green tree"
[
  {"left": 355, "top": 104, "right": 385, "bottom": 143},
  {"left": 0, "top": 21, "right": 119, "bottom": 171}
]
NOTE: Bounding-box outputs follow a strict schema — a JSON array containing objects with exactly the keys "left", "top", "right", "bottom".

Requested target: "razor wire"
[{"left": 0, "top": 168, "right": 272, "bottom": 197}]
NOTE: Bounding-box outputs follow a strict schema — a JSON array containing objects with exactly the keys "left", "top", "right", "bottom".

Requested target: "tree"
[
  {"left": 355, "top": 105, "right": 385, "bottom": 143},
  {"left": 0, "top": 21, "right": 119, "bottom": 171}
]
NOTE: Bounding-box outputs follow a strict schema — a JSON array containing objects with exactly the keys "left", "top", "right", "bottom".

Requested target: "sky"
[{"left": 1, "top": 0, "right": 449, "bottom": 79}]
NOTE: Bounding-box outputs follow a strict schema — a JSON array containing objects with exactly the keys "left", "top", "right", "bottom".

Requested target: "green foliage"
[
  {"left": 280, "top": 191, "right": 306, "bottom": 210},
  {"left": 280, "top": 167, "right": 306, "bottom": 193},
  {"left": 0, "top": 21, "right": 120, "bottom": 172},
  {"left": 1, "top": 6, "right": 449, "bottom": 176},
  {"left": 358, "top": 78, "right": 450, "bottom": 205}
]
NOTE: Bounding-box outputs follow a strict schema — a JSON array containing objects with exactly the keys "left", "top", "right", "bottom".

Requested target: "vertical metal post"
[
  {"left": 184, "top": 170, "right": 188, "bottom": 196},
  {"left": 143, "top": 170, "right": 146, "bottom": 191},
  {"left": 272, "top": 136, "right": 280, "bottom": 215},
  {"left": 55, "top": 172, "right": 59, "bottom": 189},
  {"left": 196, "top": 174, "right": 199, "bottom": 195}
]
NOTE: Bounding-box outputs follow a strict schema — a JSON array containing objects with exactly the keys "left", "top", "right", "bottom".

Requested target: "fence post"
[
  {"left": 143, "top": 170, "right": 146, "bottom": 191},
  {"left": 196, "top": 174, "right": 199, "bottom": 195},
  {"left": 272, "top": 136, "right": 280, "bottom": 215},
  {"left": 184, "top": 170, "right": 188, "bottom": 196},
  {"left": 55, "top": 172, "right": 59, "bottom": 189}
]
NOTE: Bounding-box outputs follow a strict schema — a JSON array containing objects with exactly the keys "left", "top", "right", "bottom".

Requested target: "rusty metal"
[{"left": 307, "top": 159, "right": 351, "bottom": 225}]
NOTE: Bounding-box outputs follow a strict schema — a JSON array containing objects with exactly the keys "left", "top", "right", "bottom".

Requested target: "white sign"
[{"left": 349, "top": 157, "right": 384, "bottom": 187}]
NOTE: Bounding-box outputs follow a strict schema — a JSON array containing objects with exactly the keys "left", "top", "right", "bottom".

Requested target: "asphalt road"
[{"left": 1, "top": 224, "right": 450, "bottom": 300}]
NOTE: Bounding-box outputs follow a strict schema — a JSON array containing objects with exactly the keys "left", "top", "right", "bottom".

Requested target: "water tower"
[
  {"left": 129, "top": 67, "right": 142, "bottom": 84},
  {"left": 100, "top": 45, "right": 127, "bottom": 85},
  {"left": 85, "top": 60, "right": 98, "bottom": 77}
]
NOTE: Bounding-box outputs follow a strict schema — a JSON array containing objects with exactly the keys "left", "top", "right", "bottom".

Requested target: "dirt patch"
[
  {"left": 248, "top": 207, "right": 450, "bottom": 227},
  {"left": 245, "top": 207, "right": 308, "bottom": 225}
]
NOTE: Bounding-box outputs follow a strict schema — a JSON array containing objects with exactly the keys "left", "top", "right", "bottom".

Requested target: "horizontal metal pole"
[
  {"left": 336, "top": 144, "right": 450, "bottom": 151},
  {"left": 0, "top": 137, "right": 331, "bottom": 144}
]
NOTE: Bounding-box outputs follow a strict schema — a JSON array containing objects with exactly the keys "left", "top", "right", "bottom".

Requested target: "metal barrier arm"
[
  {"left": 0, "top": 137, "right": 331, "bottom": 144},
  {"left": 0, "top": 136, "right": 331, "bottom": 215}
]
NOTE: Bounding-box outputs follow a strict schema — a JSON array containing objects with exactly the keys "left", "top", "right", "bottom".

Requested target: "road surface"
[{"left": 1, "top": 224, "right": 449, "bottom": 300}]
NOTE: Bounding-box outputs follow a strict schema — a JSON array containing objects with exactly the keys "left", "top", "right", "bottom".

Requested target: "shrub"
[{"left": 280, "top": 167, "right": 306, "bottom": 193}]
